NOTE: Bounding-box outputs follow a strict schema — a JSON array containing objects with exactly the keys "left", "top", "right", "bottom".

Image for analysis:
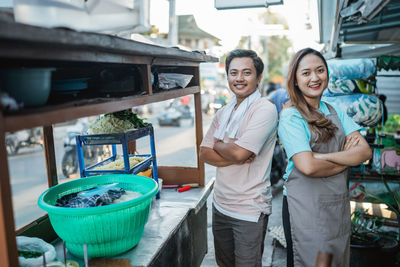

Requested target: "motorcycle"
[
  {"left": 157, "top": 99, "right": 194, "bottom": 127},
  {"left": 6, "top": 128, "right": 43, "bottom": 155},
  {"left": 61, "top": 119, "right": 110, "bottom": 178},
  {"left": 205, "top": 98, "right": 226, "bottom": 115}
]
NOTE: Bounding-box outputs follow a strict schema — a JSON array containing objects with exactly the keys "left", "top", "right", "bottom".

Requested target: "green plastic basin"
[{"left": 38, "top": 174, "right": 158, "bottom": 259}]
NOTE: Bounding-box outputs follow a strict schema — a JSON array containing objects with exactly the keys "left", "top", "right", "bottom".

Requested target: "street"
[
  {"left": 9, "top": 113, "right": 214, "bottom": 229},
  {"left": 9, "top": 112, "right": 287, "bottom": 267},
  {"left": 200, "top": 180, "right": 286, "bottom": 267}
]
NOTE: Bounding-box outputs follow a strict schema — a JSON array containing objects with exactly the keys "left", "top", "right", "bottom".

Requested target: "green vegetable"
[
  {"left": 107, "top": 110, "right": 151, "bottom": 128},
  {"left": 383, "top": 114, "right": 400, "bottom": 133},
  {"left": 18, "top": 250, "right": 42, "bottom": 258}
]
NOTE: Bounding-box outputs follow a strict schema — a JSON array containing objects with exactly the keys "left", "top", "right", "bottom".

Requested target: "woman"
[{"left": 278, "top": 48, "right": 372, "bottom": 267}]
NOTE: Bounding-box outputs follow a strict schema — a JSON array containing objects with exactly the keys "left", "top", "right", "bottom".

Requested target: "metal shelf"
[{"left": 76, "top": 126, "right": 160, "bottom": 198}]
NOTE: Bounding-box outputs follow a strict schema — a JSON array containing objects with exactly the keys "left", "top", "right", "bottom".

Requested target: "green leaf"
[{"left": 108, "top": 110, "right": 152, "bottom": 129}]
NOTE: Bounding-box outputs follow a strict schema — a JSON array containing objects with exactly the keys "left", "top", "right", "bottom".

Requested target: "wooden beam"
[
  {"left": 43, "top": 126, "right": 58, "bottom": 187},
  {"left": 193, "top": 67, "right": 205, "bottom": 186},
  {"left": 4, "top": 86, "right": 201, "bottom": 132},
  {"left": 152, "top": 58, "right": 200, "bottom": 67},
  {"left": 158, "top": 166, "right": 200, "bottom": 185},
  {"left": 128, "top": 141, "right": 136, "bottom": 154},
  {"left": 0, "top": 21, "right": 218, "bottom": 63},
  {"left": 0, "top": 41, "right": 153, "bottom": 65},
  {"left": 0, "top": 113, "right": 19, "bottom": 267},
  {"left": 139, "top": 64, "right": 153, "bottom": 95}
]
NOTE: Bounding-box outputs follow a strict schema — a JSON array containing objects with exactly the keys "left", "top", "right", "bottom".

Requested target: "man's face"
[{"left": 227, "top": 57, "right": 261, "bottom": 101}]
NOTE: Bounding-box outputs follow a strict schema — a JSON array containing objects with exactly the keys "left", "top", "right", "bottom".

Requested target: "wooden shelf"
[
  {"left": 349, "top": 171, "right": 400, "bottom": 183},
  {"left": 0, "top": 10, "right": 215, "bottom": 267},
  {"left": 4, "top": 86, "right": 200, "bottom": 132},
  {"left": 0, "top": 12, "right": 217, "bottom": 65}
]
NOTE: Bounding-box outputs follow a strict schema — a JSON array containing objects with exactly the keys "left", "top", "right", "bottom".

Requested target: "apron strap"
[
  {"left": 308, "top": 102, "right": 339, "bottom": 144},
  {"left": 323, "top": 101, "right": 337, "bottom": 116}
]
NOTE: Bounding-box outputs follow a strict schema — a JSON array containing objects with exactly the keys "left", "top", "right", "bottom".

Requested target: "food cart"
[{"left": 0, "top": 10, "right": 217, "bottom": 266}]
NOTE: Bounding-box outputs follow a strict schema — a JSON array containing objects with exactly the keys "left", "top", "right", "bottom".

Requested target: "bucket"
[
  {"left": 0, "top": 68, "right": 55, "bottom": 107},
  {"left": 38, "top": 174, "right": 158, "bottom": 258}
]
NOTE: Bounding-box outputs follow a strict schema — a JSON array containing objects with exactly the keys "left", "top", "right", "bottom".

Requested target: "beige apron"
[{"left": 285, "top": 103, "right": 351, "bottom": 267}]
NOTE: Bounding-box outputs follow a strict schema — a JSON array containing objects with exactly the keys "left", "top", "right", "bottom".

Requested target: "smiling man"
[{"left": 199, "top": 49, "right": 278, "bottom": 267}]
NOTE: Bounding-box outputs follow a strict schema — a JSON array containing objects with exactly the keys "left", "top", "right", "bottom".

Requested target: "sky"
[
  {"left": 2, "top": 0, "right": 323, "bottom": 53},
  {"left": 150, "top": 0, "right": 323, "bottom": 53}
]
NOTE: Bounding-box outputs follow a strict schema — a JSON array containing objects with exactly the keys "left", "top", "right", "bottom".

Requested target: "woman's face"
[{"left": 295, "top": 53, "right": 328, "bottom": 106}]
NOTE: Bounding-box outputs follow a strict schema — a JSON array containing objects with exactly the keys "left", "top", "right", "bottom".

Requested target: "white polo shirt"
[{"left": 201, "top": 97, "right": 278, "bottom": 222}]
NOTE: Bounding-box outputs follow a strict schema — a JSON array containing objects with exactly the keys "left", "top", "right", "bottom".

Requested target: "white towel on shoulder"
[{"left": 214, "top": 90, "right": 261, "bottom": 140}]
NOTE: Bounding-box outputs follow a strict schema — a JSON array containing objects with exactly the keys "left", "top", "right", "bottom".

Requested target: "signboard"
[{"left": 215, "top": 0, "right": 283, "bottom": 10}]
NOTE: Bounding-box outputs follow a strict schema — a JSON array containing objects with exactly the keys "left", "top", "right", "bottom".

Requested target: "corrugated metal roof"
[
  {"left": 339, "top": 43, "right": 400, "bottom": 58},
  {"left": 376, "top": 69, "right": 400, "bottom": 114},
  {"left": 319, "top": 0, "right": 400, "bottom": 59},
  {"left": 339, "top": 0, "right": 400, "bottom": 44}
]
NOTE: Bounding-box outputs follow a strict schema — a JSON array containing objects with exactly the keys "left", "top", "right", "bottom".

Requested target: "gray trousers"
[{"left": 212, "top": 205, "right": 269, "bottom": 267}]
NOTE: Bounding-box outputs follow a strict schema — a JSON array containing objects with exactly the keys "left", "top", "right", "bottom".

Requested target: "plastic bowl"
[
  {"left": 0, "top": 68, "right": 55, "bottom": 107},
  {"left": 38, "top": 174, "right": 158, "bottom": 259}
]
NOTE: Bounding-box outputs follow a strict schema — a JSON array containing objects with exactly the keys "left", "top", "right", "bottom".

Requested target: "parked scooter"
[
  {"left": 61, "top": 119, "right": 109, "bottom": 178},
  {"left": 6, "top": 128, "right": 43, "bottom": 155},
  {"left": 157, "top": 99, "right": 194, "bottom": 127},
  {"left": 205, "top": 98, "right": 226, "bottom": 115}
]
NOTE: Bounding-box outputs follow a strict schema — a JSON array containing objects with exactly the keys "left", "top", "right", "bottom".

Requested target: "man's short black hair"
[{"left": 225, "top": 49, "right": 264, "bottom": 77}]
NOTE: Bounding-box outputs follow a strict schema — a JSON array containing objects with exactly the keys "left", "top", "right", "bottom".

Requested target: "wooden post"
[
  {"left": 43, "top": 126, "right": 58, "bottom": 187},
  {"left": 140, "top": 64, "right": 153, "bottom": 95},
  {"left": 0, "top": 114, "right": 19, "bottom": 267},
  {"left": 193, "top": 67, "right": 205, "bottom": 186},
  {"left": 128, "top": 141, "right": 136, "bottom": 154}
]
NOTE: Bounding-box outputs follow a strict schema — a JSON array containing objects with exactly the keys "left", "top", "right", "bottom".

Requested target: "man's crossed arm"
[{"left": 199, "top": 140, "right": 255, "bottom": 167}]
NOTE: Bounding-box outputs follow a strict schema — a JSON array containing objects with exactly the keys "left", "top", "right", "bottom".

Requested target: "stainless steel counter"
[{"left": 54, "top": 178, "right": 214, "bottom": 267}]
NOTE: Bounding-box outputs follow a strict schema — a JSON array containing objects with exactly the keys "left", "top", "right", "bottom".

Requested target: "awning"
[{"left": 318, "top": 0, "right": 400, "bottom": 59}]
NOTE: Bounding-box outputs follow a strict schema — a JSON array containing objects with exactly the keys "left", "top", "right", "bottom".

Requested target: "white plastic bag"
[
  {"left": 13, "top": 0, "right": 146, "bottom": 32},
  {"left": 158, "top": 73, "right": 193, "bottom": 90},
  {"left": 17, "top": 236, "right": 56, "bottom": 267}
]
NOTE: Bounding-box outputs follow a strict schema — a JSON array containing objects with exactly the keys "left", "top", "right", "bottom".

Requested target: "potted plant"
[
  {"left": 359, "top": 176, "right": 400, "bottom": 229},
  {"left": 350, "top": 180, "right": 400, "bottom": 267}
]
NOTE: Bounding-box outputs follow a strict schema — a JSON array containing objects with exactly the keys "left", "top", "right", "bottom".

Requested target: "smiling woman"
[
  {"left": 286, "top": 48, "right": 336, "bottom": 143},
  {"left": 295, "top": 54, "right": 328, "bottom": 106},
  {"left": 278, "top": 48, "right": 372, "bottom": 267}
]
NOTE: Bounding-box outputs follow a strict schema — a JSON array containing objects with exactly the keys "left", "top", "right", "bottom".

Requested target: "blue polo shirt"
[
  {"left": 267, "top": 88, "right": 290, "bottom": 115},
  {"left": 278, "top": 101, "right": 361, "bottom": 195}
]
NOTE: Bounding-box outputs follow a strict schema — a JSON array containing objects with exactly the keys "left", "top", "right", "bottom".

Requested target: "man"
[
  {"left": 199, "top": 49, "right": 278, "bottom": 267},
  {"left": 267, "top": 87, "right": 290, "bottom": 115}
]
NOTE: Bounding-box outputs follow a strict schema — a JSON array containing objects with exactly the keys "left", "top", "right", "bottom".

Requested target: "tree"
[
  {"left": 260, "top": 10, "right": 292, "bottom": 87},
  {"left": 237, "top": 36, "right": 251, "bottom": 50},
  {"left": 230, "top": 11, "right": 293, "bottom": 90},
  {"left": 142, "top": 25, "right": 160, "bottom": 36},
  {"left": 266, "top": 34, "right": 291, "bottom": 84}
]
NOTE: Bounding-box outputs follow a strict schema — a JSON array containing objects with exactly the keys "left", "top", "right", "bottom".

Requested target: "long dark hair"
[{"left": 286, "top": 48, "right": 337, "bottom": 143}]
